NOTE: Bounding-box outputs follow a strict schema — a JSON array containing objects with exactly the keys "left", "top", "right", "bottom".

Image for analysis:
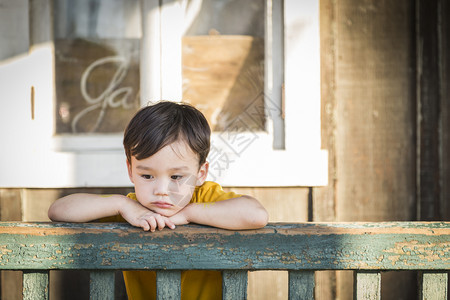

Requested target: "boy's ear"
[
  {"left": 196, "top": 162, "right": 209, "bottom": 186},
  {"left": 126, "top": 159, "right": 134, "bottom": 184}
]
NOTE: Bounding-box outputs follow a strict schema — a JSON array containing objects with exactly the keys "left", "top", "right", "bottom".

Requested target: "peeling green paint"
[{"left": 0, "top": 222, "right": 448, "bottom": 271}]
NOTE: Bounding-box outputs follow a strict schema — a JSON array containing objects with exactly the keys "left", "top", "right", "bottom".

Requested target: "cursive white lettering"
[{"left": 72, "top": 56, "right": 135, "bottom": 133}]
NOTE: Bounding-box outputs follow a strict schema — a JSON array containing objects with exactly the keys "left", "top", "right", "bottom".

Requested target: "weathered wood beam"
[
  {"left": 288, "top": 271, "right": 314, "bottom": 299},
  {"left": 416, "top": 0, "right": 442, "bottom": 220},
  {"left": 22, "top": 271, "right": 48, "bottom": 300},
  {"left": 0, "top": 222, "right": 448, "bottom": 271},
  {"left": 420, "top": 272, "right": 448, "bottom": 300},
  {"left": 353, "top": 271, "right": 381, "bottom": 300},
  {"left": 223, "top": 270, "right": 248, "bottom": 300},
  {"left": 89, "top": 271, "right": 115, "bottom": 300},
  {"left": 156, "top": 270, "right": 181, "bottom": 300}
]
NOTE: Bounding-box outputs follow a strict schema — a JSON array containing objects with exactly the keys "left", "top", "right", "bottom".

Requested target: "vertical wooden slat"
[
  {"left": 416, "top": 0, "right": 442, "bottom": 221},
  {"left": 354, "top": 271, "right": 381, "bottom": 300},
  {"left": 0, "top": 189, "right": 23, "bottom": 300},
  {"left": 156, "top": 270, "right": 181, "bottom": 300},
  {"left": 90, "top": 271, "right": 115, "bottom": 300},
  {"left": 314, "top": 0, "right": 338, "bottom": 299},
  {"left": 440, "top": 0, "right": 450, "bottom": 221},
  {"left": 420, "top": 272, "right": 448, "bottom": 300},
  {"left": 23, "top": 271, "right": 49, "bottom": 300},
  {"left": 223, "top": 270, "right": 248, "bottom": 300},
  {"left": 288, "top": 270, "right": 315, "bottom": 300}
]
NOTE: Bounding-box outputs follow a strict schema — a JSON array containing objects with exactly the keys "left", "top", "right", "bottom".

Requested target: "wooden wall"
[{"left": 315, "top": 0, "right": 450, "bottom": 299}]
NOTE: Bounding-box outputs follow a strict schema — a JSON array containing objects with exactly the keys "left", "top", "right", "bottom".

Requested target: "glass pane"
[
  {"left": 53, "top": 0, "right": 141, "bottom": 134},
  {"left": 182, "top": 0, "right": 265, "bottom": 132}
]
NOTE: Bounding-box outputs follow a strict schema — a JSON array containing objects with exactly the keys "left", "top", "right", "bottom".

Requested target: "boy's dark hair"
[{"left": 123, "top": 101, "right": 211, "bottom": 166}]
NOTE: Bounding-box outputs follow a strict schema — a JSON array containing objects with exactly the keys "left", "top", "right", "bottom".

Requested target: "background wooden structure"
[
  {"left": 314, "top": 0, "right": 450, "bottom": 299},
  {"left": 1, "top": 0, "right": 450, "bottom": 299}
]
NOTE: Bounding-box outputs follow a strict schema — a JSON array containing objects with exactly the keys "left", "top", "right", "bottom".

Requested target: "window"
[
  {"left": 0, "top": 0, "right": 327, "bottom": 188},
  {"left": 53, "top": 0, "right": 141, "bottom": 134},
  {"left": 145, "top": 0, "right": 326, "bottom": 186}
]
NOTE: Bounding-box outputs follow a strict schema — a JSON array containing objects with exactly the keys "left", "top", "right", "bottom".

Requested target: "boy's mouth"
[{"left": 152, "top": 201, "right": 173, "bottom": 208}]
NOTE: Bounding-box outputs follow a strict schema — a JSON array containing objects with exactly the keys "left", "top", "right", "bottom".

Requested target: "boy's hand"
[
  {"left": 168, "top": 207, "right": 190, "bottom": 226},
  {"left": 119, "top": 198, "right": 175, "bottom": 232}
]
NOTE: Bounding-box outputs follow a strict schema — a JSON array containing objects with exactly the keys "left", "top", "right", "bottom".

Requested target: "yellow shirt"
[{"left": 101, "top": 181, "right": 241, "bottom": 300}]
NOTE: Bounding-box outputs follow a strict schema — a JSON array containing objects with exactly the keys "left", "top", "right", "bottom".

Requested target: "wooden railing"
[{"left": 0, "top": 222, "right": 449, "bottom": 299}]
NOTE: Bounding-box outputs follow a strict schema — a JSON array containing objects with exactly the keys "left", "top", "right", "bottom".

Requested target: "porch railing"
[{"left": 0, "top": 222, "right": 448, "bottom": 299}]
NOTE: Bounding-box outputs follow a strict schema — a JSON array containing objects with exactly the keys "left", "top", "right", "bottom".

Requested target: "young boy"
[{"left": 48, "top": 100, "right": 269, "bottom": 300}]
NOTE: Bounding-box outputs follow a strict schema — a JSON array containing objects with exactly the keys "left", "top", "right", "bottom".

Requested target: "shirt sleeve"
[{"left": 191, "top": 181, "right": 242, "bottom": 204}]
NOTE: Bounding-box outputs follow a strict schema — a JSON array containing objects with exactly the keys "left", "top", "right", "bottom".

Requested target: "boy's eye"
[
  {"left": 142, "top": 175, "right": 153, "bottom": 179},
  {"left": 171, "top": 175, "right": 183, "bottom": 180}
]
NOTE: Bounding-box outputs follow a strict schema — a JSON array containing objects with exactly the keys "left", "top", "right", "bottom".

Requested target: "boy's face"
[{"left": 127, "top": 140, "right": 208, "bottom": 217}]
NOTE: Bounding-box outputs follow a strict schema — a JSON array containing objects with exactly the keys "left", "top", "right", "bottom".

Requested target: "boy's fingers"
[
  {"left": 155, "top": 215, "right": 166, "bottom": 230},
  {"left": 143, "top": 216, "right": 156, "bottom": 232},
  {"left": 140, "top": 220, "right": 150, "bottom": 231},
  {"left": 165, "top": 218, "right": 176, "bottom": 229}
]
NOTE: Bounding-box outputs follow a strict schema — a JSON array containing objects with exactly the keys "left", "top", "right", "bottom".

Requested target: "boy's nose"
[{"left": 153, "top": 179, "right": 170, "bottom": 196}]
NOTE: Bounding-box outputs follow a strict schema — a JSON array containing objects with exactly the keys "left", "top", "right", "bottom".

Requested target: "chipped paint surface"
[{"left": 0, "top": 222, "right": 448, "bottom": 271}]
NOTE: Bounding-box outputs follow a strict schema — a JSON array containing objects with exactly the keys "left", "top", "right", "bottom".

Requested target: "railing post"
[
  {"left": 23, "top": 271, "right": 49, "bottom": 300},
  {"left": 288, "top": 270, "right": 315, "bottom": 300},
  {"left": 223, "top": 270, "right": 248, "bottom": 300},
  {"left": 354, "top": 271, "right": 381, "bottom": 300},
  {"left": 156, "top": 270, "right": 181, "bottom": 300},
  {"left": 420, "top": 272, "right": 448, "bottom": 300},
  {"left": 90, "top": 270, "right": 115, "bottom": 300}
]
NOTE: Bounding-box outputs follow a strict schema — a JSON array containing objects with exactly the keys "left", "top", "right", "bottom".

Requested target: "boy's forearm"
[
  {"left": 183, "top": 196, "right": 269, "bottom": 230},
  {"left": 48, "top": 193, "right": 127, "bottom": 222}
]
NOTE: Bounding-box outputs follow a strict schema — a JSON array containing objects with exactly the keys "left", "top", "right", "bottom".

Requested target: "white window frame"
[
  {"left": 144, "top": 0, "right": 327, "bottom": 187},
  {"left": 0, "top": 0, "right": 327, "bottom": 188}
]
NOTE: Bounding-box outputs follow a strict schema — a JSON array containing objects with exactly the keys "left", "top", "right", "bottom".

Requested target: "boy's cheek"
[{"left": 170, "top": 192, "right": 192, "bottom": 209}]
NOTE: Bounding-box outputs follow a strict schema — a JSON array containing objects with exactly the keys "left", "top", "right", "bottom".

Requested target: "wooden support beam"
[
  {"left": 23, "top": 271, "right": 49, "bottom": 300},
  {"left": 222, "top": 270, "right": 248, "bottom": 300},
  {"left": 420, "top": 272, "right": 448, "bottom": 300},
  {"left": 354, "top": 271, "right": 381, "bottom": 300},
  {"left": 288, "top": 271, "right": 315, "bottom": 300},
  {"left": 156, "top": 270, "right": 181, "bottom": 300},
  {"left": 90, "top": 271, "right": 115, "bottom": 300},
  {"left": 416, "top": 0, "right": 442, "bottom": 221}
]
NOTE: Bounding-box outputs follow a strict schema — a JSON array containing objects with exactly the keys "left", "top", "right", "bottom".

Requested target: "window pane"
[
  {"left": 182, "top": 0, "right": 265, "bottom": 132},
  {"left": 53, "top": 0, "right": 141, "bottom": 134}
]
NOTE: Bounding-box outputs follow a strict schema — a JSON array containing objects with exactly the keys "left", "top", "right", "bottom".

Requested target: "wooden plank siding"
[
  {"left": 440, "top": 0, "right": 450, "bottom": 221},
  {"left": 314, "top": 0, "right": 338, "bottom": 298},
  {"left": 316, "top": 0, "right": 418, "bottom": 298},
  {"left": 416, "top": 0, "right": 442, "bottom": 221}
]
